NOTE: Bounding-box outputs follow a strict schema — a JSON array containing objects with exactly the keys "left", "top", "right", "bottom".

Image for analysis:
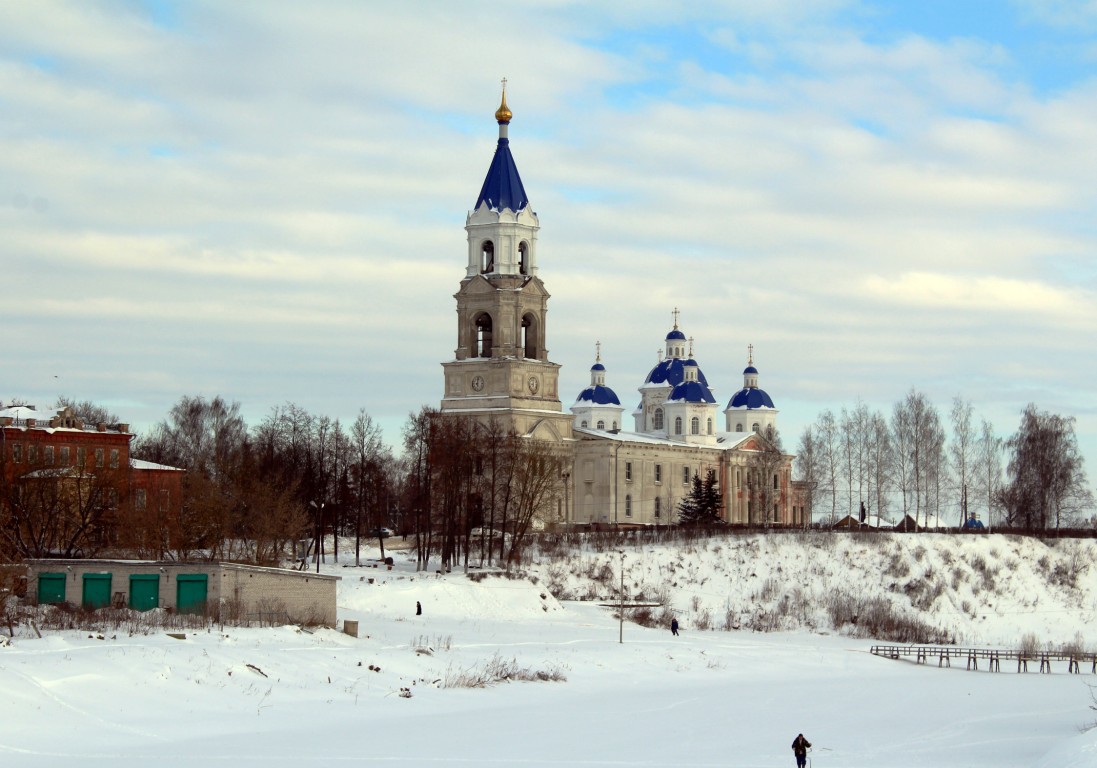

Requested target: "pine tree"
[{"left": 678, "top": 469, "right": 723, "bottom": 526}]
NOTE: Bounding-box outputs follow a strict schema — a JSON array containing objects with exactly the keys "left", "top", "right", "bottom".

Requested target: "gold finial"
[
  {"left": 672, "top": 307, "right": 680, "bottom": 330},
  {"left": 748, "top": 343, "right": 754, "bottom": 365},
  {"left": 689, "top": 336, "right": 695, "bottom": 358},
  {"left": 595, "top": 340, "right": 602, "bottom": 363},
  {"left": 495, "top": 77, "right": 512, "bottom": 124}
]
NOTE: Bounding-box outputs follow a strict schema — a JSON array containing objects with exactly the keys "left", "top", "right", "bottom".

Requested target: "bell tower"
[{"left": 441, "top": 85, "right": 572, "bottom": 442}]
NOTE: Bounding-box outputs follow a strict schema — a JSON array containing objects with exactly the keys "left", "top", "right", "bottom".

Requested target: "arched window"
[
  {"left": 625, "top": 494, "right": 632, "bottom": 517},
  {"left": 596, "top": 420, "right": 605, "bottom": 430},
  {"left": 475, "top": 313, "right": 493, "bottom": 357},
  {"left": 521, "top": 314, "right": 538, "bottom": 359},
  {"left": 612, "top": 421, "right": 618, "bottom": 431},
  {"left": 480, "top": 241, "right": 494, "bottom": 273},
  {"left": 653, "top": 408, "right": 664, "bottom": 430},
  {"left": 518, "top": 241, "right": 529, "bottom": 275},
  {"left": 691, "top": 417, "right": 700, "bottom": 435},
  {"left": 752, "top": 423, "right": 760, "bottom": 433},
  {"left": 707, "top": 418, "right": 713, "bottom": 435},
  {"left": 736, "top": 424, "right": 744, "bottom": 433},
  {"left": 580, "top": 420, "right": 588, "bottom": 428},
  {"left": 674, "top": 417, "right": 682, "bottom": 435}
]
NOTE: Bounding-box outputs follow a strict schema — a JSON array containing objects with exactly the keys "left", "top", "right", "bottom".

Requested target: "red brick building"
[{"left": 0, "top": 404, "right": 183, "bottom": 558}]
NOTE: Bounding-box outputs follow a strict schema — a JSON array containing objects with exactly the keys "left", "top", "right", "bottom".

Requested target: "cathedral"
[{"left": 440, "top": 88, "right": 806, "bottom": 529}]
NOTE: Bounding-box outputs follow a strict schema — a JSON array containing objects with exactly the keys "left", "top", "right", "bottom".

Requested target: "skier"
[
  {"left": 670, "top": 617, "right": 679, "bottom": 636},
  {"left": 791, "top": 733, "right": 812, "bottom": 768}
]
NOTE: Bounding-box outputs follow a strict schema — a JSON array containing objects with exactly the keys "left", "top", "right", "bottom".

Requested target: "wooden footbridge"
[{"left": 870, "top": 645, "right": 1097, "bottom": 674}]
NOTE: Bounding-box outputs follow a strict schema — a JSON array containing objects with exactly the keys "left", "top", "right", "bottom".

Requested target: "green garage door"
[
  {"left": 37, "top": 573, "right": 67, "bottom": 604},
  {"left": 176, "top": 574, "right": 208, "bottom": 614},
  {"left": 82, "top": 573, "right": 112, "bottom": 609},
  {"left": 129, "top": 574, "right": 160, "bottom": 611}
]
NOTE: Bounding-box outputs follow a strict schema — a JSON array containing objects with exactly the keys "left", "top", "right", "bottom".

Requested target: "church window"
[
  {"left": 736, "top": 424, "right": 744, "bottom": 433},
  {"left": 519, "top": 241, "right": 529, "bottom": 275},
  {"left": 707, "top": 418, "right": 713, "bottom": 435},
  {"left": 654, "top": 497, "right": 661, "bottom": 518},
  {"left": 612, "top": 421, "right": 618, "bottom": 431},
  {"left": 674, "top": 417, "right": 682, "bottom": 435},
  {"left": 654, "top": 464, "right": 662, "bottom": 483},
  {"left": 480, "top": 241, "right": 494, "bottom": 273},
  {"left": 581, "top": 420, "right": 588, "bottom": 428},
  {"left": 653, "top": 408, "right": 664, "bottom": 430},
  {"left": 625, "top": 494, "right": 632, "bottom": 517},
  {"left": 625, "top": 462, "right": 632, "bottom": 481},
  {"left": 474, "top": 313, "right": 493, "bottom": 357},
  {"left": 752, "top": 423, "right": 760, "bottom": 433},
  {"left": 597, "top": 420, "right": 605, "bottom": 430},
  {"left": 521, "top": 314, "right": 538, "bottom": 359},
  {"left": 690, "top": 417, "right": 699, "bottom": 435}
]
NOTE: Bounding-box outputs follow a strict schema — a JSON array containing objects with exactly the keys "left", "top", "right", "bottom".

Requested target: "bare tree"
[
  {"left": 949, "top": 397, "right": 976, "bottom": 527},
  {"left": 1000, "top": 404, "right": 1093, "bottom": 530},
  {"left": 795, "top": 426, "right": 819, "bottom": 527},
  {"left": 815, "top": 410, "right": 840, "bottom": 524}
]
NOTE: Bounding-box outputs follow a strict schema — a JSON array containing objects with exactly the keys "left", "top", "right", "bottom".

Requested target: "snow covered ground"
[{"left": 3, "top": 532, "right": 1097, "bottom": 767}]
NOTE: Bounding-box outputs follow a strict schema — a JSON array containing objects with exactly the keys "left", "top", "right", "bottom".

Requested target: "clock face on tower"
[
  {"left": 471, "top": 375, "right": 485, "bottom": 392},
  {"left": 527, "top": 376, "right": 539, "bottom": 394}
]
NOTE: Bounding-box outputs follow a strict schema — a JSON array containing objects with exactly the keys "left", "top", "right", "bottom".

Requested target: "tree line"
[{"left": 795, "top": 392, "right": 1094, "bottom": 530}]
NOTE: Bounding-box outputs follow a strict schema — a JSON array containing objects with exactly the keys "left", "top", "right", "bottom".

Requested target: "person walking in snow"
[
  {"left": 791, "top": 733, "right": 812, "bottom": 768},
  {"left": 670, "top": 617, "right": 679, "bottom": 636},
  {"left": 416, "top": 600, "right": 422, "bottom": 616}
]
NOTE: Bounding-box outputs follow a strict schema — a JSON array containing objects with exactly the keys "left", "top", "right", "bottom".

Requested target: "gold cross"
[{"left": 672, "top": 307, "right": 680, "bottom": 329}]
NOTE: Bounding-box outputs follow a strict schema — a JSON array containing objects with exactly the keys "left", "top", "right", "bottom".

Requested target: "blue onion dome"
[
  {"left": 743, "top": 365, "right": 758, "bottom": 375},
  {"left": 668, "top": 380, "right": 717, "bottom": 404},
  {"left": 727, "top": 388, "right": 775, "bottom": 409},
  {"left": 666, "top": 329, "right": 686, "bottom": 341},
  {"left": 644, "top": 359, "right": 710, "bottom": 387},
  {"left": 575, "top": 385, "right": 621, "bottom": 406},
  {"left": 591, "top": 362, "right": 606, "bottom": 372}
]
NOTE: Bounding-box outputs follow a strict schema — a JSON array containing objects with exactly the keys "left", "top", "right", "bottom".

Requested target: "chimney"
[
  {"left": 26, "top": 418, "right": 36, "bottom": 428},
  {"left": 97, "top": 423, "right": 106, "bottom": 432}
]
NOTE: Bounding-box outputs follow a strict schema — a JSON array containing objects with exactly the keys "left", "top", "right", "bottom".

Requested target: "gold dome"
[{"left": 495, "top": 84, "right": 512, "bottom": 124}]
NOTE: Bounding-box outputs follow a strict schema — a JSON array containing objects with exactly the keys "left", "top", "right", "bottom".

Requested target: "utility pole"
[{"left": 618, "top": 549, "right": 625, "bottom": 644}]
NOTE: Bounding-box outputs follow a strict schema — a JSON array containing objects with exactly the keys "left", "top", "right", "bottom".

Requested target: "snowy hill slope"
[{"left": 525, "top": 531, "right": 1097, "bottom": 647}]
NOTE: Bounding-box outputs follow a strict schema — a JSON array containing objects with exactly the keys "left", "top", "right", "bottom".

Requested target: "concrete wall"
[{"left": 24, "top": 560, "right": 339, "bottom": 627}]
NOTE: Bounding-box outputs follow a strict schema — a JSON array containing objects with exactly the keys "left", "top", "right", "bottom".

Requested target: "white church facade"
[{"left": 440, "top": 88, "right": 806, "bottom": 529}]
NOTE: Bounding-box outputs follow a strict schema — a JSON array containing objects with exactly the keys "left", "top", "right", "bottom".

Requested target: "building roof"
[
  {"left": 574, "top": 384, "right": 621, "bottom": 406},
  {"left": 644, "top": 358, "right": 711, "bottom": 387},
  {"left": 726, "top": 387, "right": 776, "bottom": 410},
  {"left": 667, "top": 380, "right": 717, "bottom": 404},
  {"left": 475, "top": 137, "right": 529, "bottom": 212}
]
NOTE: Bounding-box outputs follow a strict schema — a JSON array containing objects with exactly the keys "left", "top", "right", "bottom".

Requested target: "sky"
[
  {"left": 5, "top": 532, "right": 1097, "bottom": 766},
  {"left": 2, "top": 0, "right": 1096, "bottom": 472}
]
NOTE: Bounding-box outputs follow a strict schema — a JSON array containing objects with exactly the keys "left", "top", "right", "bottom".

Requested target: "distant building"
[
  {"left": 0, "top": 404, "right": 183, "bottom": 556},
  {"left": 438, "top": 88, "right": 807, "bottom": 528}
]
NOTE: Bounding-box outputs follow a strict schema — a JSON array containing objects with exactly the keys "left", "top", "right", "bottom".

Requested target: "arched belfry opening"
[
  {"left": 519, "top": 241, "right": 529, "bottom": 275},
  {"left": 480, "top": 241, "right": 495, "bottom": 274},
  {"left": 475, "top": 313, "right": 493, "bottom": 357},
  {"left": 521, "top": 313, "right": 539, "bottom": 359}
]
